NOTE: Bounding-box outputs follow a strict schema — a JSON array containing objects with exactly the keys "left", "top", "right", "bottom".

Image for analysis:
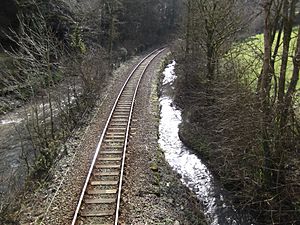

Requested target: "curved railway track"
[{"left": 72, "top": 48, "right": 165, "bottom": 225}]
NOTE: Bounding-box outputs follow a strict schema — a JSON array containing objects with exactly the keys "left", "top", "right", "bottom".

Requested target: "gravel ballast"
[
  {"left": 17, "top": 54, "right": 144, "bottom": 224},
  {"left": 17, "top": 49, "right": 206, "bottom": 225},
  {"left": 119, "top": 50, "right": 206, "bottom": 225}
]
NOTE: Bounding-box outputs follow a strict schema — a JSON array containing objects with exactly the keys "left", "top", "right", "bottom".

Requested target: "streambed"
[{"left": 158, "top": 61, "right": 255, "bottom": 225}]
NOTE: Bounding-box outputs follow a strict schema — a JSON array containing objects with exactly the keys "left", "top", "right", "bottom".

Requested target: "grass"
[{"left": 229, "top": 28, "right": 299, "bottom": 90}]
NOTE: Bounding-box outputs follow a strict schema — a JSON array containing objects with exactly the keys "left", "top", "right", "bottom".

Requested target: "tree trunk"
[
  {"left": 278, "top": 0, "right": 293, "bottom": 113},
  {"left": 185, "top": 0, "right": 192, "bottom": 56},
  {"left": 206, "top": 20, "right": 215, "bottom": 80},
  {"left": 261, "top": 0, "right": 273, "bottom": 189}
]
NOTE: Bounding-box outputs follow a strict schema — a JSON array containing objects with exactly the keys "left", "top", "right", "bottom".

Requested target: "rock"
[
  {"left": 150, "top": 162, "right": 158, "bottom": 172},
  {"left": 167, "top": 198, "right": 174, "bottom": 204},
  {"left": 174, "top": 220, "right": 180, "bottom": 225},
  {"left": 62, "top": 164, "right": 68, "bottom": 168}
]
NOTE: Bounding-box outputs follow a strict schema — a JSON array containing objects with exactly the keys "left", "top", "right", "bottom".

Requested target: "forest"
[
  {"left": 0, "top": 0, "right": 299, "bottom": 224},
  {"left": 174, "top": 0, "right": 300, "bottom": 224},
  {"left": 0, "top": 0, "right": 179, "bottom": 171},
  {"left": 0, "top": 0, "right": 181, "bottom": 222}
]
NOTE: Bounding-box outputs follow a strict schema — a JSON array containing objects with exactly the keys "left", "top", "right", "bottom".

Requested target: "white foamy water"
[
  {"left": 162, "top": 60, "right": 176, "bottom": 85},
  {"left": 1, "top": 118, "right": 23, "bottom": 125},
  {"left": 158, "top": 61, "right": 254, "bottom": 225}
]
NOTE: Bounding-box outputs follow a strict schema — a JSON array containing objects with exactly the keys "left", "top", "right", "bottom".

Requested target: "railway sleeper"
[
  {"left": 82, "top": 218, "right": 114, "bottom": 225},
  {"left": 120, "top": 93, "right": 133, "bottom": 96},
  {"left": 115, "top": 106, "right": 131, "bottom": 109},
  {"left": 94, "top": 167, "right": 120, "bottom": 173},
  {"left": 105, "top": 130, "right": 126, "bottom": 133},
  {"left": 103, "top": 138, "right": 124, "bottom": 141},
  {"left": 103, "top": 137, "right": 124, "bottom": 143},
  {"left": 109, "top": 122, "right": 128, "bottom": 126},
  {"left": 114, "top": 110, "right": 130, "bottom": 113},
  {"left": 104, "top": 135, "right": 125, "bottom": 139},
  {"left": 117, "top": 104, "right": 131, "bottom": 107},
  {"left": 103, "top": 142, "right": 125, "bottom": 145},
  {"left": 96, "top": 156, "right": 122, "bottom": 161},
  {"left": 99, "top": 151, "right": 123, "bottom": 154},
  {"left": 114, "top": 109, "right": 130, "bottom": 112},
  {"left": 112, "top": 116, "right": 129, "bottom": 120},
  {"left": 94, "top": 171, "right": 119, "bottom": 176},
  {"left": 110, "top": 115, "right": 128, "bottom": 120},
  {"left": 121, "top": 99, "right": 133, "bottom": 101},
  {"left": 82, "top": 206, "right": 115, "bottom": 215},
  {"left": 87, "top": 189, "right": 117, "bottom": 195},
  {"left": 105, "top": 135, "right": 125, "bottom": 140},
  {"left": 112, "top": 116, "right": 129, "bottom": 119},
  {"left": 94, "top": 177, "right": 119, "bottom": 182},
  {"left": 102, "top": 144, "right": 124, "bottom": 148},
  {"left": 108, "top": 123, "right": 128, "bottom": 127},
  {"left": 115, "top": 103, "right": 132, "bottom": 107},
  {"left": 109, "top": 121, "right": 128, "bottom": 125},
  {"left": 96, "top": 164, "right": 121, "bottom": 169},
  {"left": 98, "top": 157, "right": 122, "bottom": 161},
  {"left": 107, "top": 128, "right": 127, "bottom": 132},
  {"left": 100, "top": 148, "right": 123, "bottom": 152},
  {"left": 106, "top": 132, "right": 126, "bottom": 135},
  {"left": 89, "top": 183, "right": 118, "bottom": 190},
  {"left": 113, "top": 113, "right": 129, "bottom": 116},
  {"left": 85, "top": 198, "right": 116, "bottom": 204},
  {"left": 91, "top": 181, "right": 118, "bottom": 186},
  {"left": 115, "top": 107, "right": 131, "bottom": 110},
  {"left": 81, "top": 210, "right": 114, "bottom": 217},
  {"left": 95, "top": 165, "right": 120, "bottom": 170},
  {"left": 118, "top": 100, "right": 132, "bottom": 103}
]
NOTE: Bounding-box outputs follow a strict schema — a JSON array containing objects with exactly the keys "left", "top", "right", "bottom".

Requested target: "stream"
[
  {"left": 158, "top": 61, "right": 255, "bottom": 225},
  {"left": 0, "top": 85, "right": 81, "bottom": 202}
]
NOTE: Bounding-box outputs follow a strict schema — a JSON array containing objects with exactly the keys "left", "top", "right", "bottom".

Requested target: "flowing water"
[
  {"left": 158, "top": 61, "right": 255, "bottom": 225},
  {"left": 0, "top": 89, "right": 80, "bottom": 200}
]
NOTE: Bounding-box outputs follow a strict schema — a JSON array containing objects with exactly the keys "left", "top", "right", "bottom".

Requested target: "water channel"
[{"left": 158, "top": 61, "right": 255, "bottom": 225}]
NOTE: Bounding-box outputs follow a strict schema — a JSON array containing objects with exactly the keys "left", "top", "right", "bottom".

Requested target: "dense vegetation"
[
  {"left": 0, "top": 0, "right": 180, "bottom": 222},
  {"left": 1, "top": 0, "right": 300, "bottom": 224},
  {"left": 0, "top": 0, "right": 181, "bottom": 166},
  {"left": 173, "top": 0, "right": 300, "bottom": 224}
]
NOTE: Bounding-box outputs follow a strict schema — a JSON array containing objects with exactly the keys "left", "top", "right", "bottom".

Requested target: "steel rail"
[
  {"left": 114, "top": 49, "right": 164, "bottom": 225},
  {"left": 71, "top": 48, "right": 165, "bottom": 225}
]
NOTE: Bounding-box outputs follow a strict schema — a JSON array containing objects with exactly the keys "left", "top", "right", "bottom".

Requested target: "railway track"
[{"left": 71, "top": 48, "right": 165, "bottom": 225}]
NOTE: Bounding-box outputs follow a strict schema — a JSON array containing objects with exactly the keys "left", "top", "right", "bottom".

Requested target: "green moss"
[{"left": 150, "top": 162, "right": 159, "bottom": 172}]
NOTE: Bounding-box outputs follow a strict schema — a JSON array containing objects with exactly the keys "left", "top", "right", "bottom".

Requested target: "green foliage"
[
  {"left": 71, "top": 23, "right": 86, "bottom": 54},
  {"left": 230, "top": 27, "right": 299, "bottom": 89},
  {"left": 175, "top": 1, "right": 300, "bottom": 222}
]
